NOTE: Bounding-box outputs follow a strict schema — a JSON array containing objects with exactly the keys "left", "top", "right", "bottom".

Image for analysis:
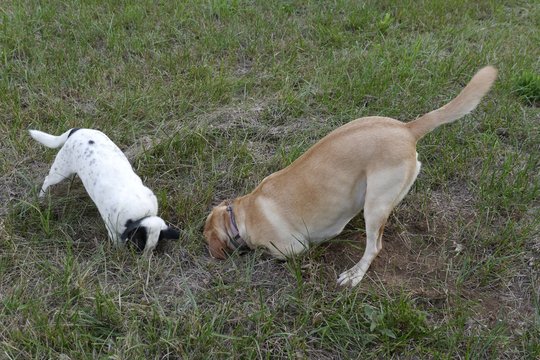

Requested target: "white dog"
[{"left": 29, "top": 128, "right": 179, "bottom": 253}]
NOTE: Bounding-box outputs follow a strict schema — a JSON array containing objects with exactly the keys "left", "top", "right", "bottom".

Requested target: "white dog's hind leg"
[{"left": 39, "top": 152, "right": 73, "bottom": 198}]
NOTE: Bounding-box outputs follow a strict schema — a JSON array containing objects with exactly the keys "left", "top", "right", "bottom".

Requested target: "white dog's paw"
[
  {"left": 38, "top": 189, "right": 46, "bottom": 199},
  {"left": 337, "top": 268, "right": 365, "bottom": 287}
]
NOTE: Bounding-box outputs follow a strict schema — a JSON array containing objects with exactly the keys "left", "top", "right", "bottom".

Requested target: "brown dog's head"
[{"left": 203, "top": 201, "right": 231, "bottom": 259}]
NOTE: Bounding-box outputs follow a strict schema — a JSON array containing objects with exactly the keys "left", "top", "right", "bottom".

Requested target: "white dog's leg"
[
  {"left": 338, "top": 162, "right": 420, "bottom": 287},
  {"left": 39, "top": 152, "right": 73, "bottom": 198}
]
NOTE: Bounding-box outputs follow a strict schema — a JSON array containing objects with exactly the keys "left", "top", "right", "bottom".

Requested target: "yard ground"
[{"left": 1, "top": 0, "right": 539, "bottom": 358}]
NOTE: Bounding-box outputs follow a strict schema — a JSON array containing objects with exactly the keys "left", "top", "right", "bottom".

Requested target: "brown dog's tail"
[{"left": 406, "top": 66, "right": 497, "bottom": 141}]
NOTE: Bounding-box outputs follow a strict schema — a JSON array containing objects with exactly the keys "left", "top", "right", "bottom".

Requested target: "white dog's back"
[{"left": 65, "top": 130, "right": 157, "bottom": 228}]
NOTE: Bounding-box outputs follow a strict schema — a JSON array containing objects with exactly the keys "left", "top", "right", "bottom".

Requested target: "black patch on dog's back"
[
  {"left": 68, "top": 128, "right": 81, "bottom": 137},
  {"left": 88, "top": 140, "right": 94, "bottom": 144}
]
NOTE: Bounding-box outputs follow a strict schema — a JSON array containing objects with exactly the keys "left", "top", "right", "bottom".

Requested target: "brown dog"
[{"left": 204, "top": 66, "right": 497, "bottom": 287}]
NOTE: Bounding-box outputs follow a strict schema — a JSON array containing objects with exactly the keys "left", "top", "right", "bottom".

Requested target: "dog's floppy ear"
[
  {"left": 208, "top": 235, "right": 227, "bottom": 259},
  {"left": 123, "top": 226, "right": 147, "bottom": 252},
  {"left": 159, "top": 227, "right": 180, "bottom": 240},
  {"left": 203, "top": 204, "right": 230, "bottom": 259}
]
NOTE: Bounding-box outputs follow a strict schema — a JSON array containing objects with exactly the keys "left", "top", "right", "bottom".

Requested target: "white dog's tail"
[
  {"left": 28, "top": 129, "right": 75, "bottom": 148},
  {"left": 406, "top": 66, "right": 497, "bottom": 141}
]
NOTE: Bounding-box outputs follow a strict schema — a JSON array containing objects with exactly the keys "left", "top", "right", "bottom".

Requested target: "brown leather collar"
[{"left": 226, "top": 205, "right": 248, "bottom": 250}]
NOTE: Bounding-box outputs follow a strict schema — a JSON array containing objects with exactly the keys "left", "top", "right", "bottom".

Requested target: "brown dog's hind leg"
[
  {"left": 337, "top": 203, "right": 391, "bottom": 287},
  {"left": 338, "top": 161, "right": 420, "bottom": 287}
]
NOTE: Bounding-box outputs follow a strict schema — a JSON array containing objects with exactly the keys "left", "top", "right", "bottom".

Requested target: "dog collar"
[
  {"left": 226, "top": 205, "right": 247, "bottom": 250},
  {"left": 121, "top": 216, "right": 151, "bottom": 242}
]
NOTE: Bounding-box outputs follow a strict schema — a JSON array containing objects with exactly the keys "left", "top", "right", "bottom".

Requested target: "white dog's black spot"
[
  {"left": 126, "top": 230, "right": 147, "bottom": 252},
  {"left": 68, "top": 128, "right": 81, "bottom": 137},
  {"left": 128, "top": 228, "right": 147, "bottom": 252},
  {"left": 89, "top": 140, "right": 94, "bottom": 145},
  {"left": 122, "top": 218, "right": 148, "bottom": 252},
  {"left": 159, "top": 227, "right": 181, "bottom": 242}
]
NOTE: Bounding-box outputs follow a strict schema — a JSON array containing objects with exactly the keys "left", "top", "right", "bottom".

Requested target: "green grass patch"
[{"left": 1, "top": 0, "right": 539, "bottom": 358}]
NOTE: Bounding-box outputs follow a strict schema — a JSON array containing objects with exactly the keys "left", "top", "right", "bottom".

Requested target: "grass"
[{"left": 1, "top": 0, "right": 539, "bottom": 358}]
